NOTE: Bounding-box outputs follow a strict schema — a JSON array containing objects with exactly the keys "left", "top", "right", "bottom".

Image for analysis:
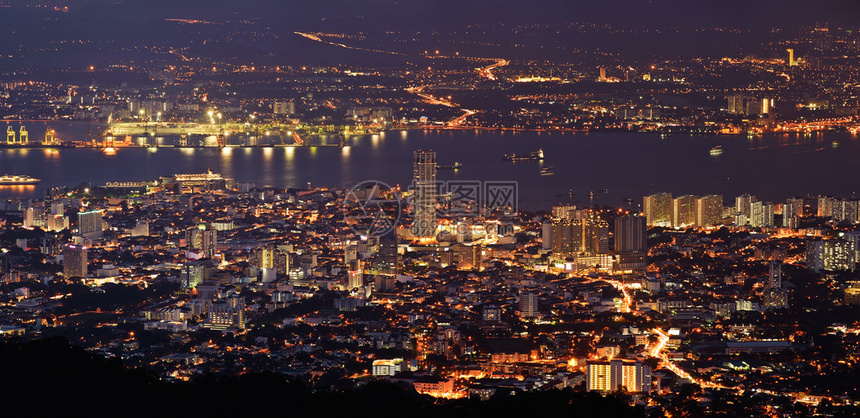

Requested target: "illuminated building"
[
  {"left": 412, "top": 150, "right": 437, "bottom": 238},
  {"left": 482, "top": 305, "right": 501, "bottom": 322},
  {"left": 643, "top": 193, "right": 672, "bottom": 226},
  {"left": 186, "top": 224, "right": 218, "bottom": 259},
  {"left": 348, "top": 259, "right": 363, "bottom": 290},
  {"left": 551, "top": 219, "right": 582, "bottom": 255},
  {"left": 372, "top": 359, "right": 404, "bottom": 377},
  {"left": 832, "top": 199, "right": 859, "bottom": 224},
  {"left": 735, "top": 194, "right": 756, "bottom": 225},
  {"left": 750, "top": 201, "right": 774, "bottom": 228},
  {"left": 78, "top": 210, "right": 104, "bottom": 238},
  {"left": 250, "top": 245, "right": 275, "bottom": 269},
  {"left": 273, "top": 247, "right": 291, "bottom": 276},
  {"left": 376, "top": 232, "right": 399, "bottom": 273},
  {"left": 845, "top": 286, "right": 860, "bottom": 305},
  {"left": 205, "top": 297, "right": 245, "bottom": 330},
  {"left": 785, "top": 197, "right": 803, "bottom": 218},
  {"left": 764, "top": 262, "right": 789, "bottom": 309},
  {"left": 818, "top": 196, "right": 835, "bottom": 217},
  {"left": 519, "top": 289, "right": 539, "bottom": 318},
  {"left": 586, "top": 359, "right": 651, "bottom": 393},
  {"left": 696, "top": 195, "right": 723, "bottom": 227},
  {"left": 786, "top": 48, "right": 797, "bottom": 66},
  {"left": 727, "top": 94, "right": 746, "bottom": 114},
  {"left": 181, "top": 260, "right": 214, "bottom": 288},
  {"left": 63, "top": 244, "right": 87, "bottom": 278},
  {"left": 807, "top": 239, "right": 855, "bottom": 272},
  {"left": 672, "top": 195, "right": 697, "bottom": 227},
  {"left": 457, "top": 243, "right": 483, "bottom": 270},
  {"left": 614, "top": 214, "right": 647, "bottom": 270},
  {"left": 272, "top": 101, "right": 295, "bottom": 115}
]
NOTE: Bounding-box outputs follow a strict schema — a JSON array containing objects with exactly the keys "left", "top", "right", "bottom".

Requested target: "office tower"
[
  {"left": 412, "top": 150, "right": 437, "bottom": 238},
  {"left": 457, "top": 243, "right": 483, "bottom": 270},
  {"left": 206, "top": 299, "right": 245, "bottom": 330},
  {"left": 377, "top": 232, "right": 399, "bottom": 273},
  {"left": 587, "top": 359, "right": 652, "bottom": 393},
  {"left": 643, "top": 193, "right": 672, "bottom": 226},
  {"left": 78, "top": 210, "right": 103, "bottom": 237},
  {"left": 187, "top": 225, "right": 218, "bottom": 258},
  {"left": 615, "top": 215, "right": 647, "bottom": 270},
  {"left": 833, "top": 199, "right": 859, "bottom": 224},
  {"left": 818, "top": 197, "right": 835, "bottom": 217},
  {"left": 807, "top": 239, "right": 856, "bottom": 272},
  {"left": 519, "top": 289, "right": 539, "bottom": 318},
  {"left": 598, "top": 67, "right": 607, "bottom": 82},
  {"left": 672, "top": 195, "right": 697, "bottom": 227},
  {"left": 696, "top": 195, "right": 723, "bottom": 227},
  {"left": 765, "top": 262, "right": 789, "bottom": 310},
  {"left": 63, "top": 244, "right": 87, "bottom": 278}
]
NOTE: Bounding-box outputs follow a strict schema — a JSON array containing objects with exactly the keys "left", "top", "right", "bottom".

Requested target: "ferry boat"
[
  {"left": 0, "top": 175, "right": 40, "bottom": 185},
  {"left": 437, "top": 162, "right": 463, "bottom": 170},
  {"left": 503, "top": 149, "right": 544, "bottom": 161},
  {"left": 540, "top": 166, "right": 555, "bottom": 176},
  {"left": 709, "top": 146, "right": 723, "bottom": 156}
]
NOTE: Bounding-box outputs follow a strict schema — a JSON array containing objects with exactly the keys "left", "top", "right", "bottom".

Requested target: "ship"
[
  {"left": 0, "top": 175, "right": 40, "bottom": 185},
  {"left": 540, "top": 166, "right": 555, "bottom": 176},
  {"left": 503, "top": 148, "right": 544, "bottom": 161},
  {"left": 709, "top": 146, "right": 723, "bottom": 156},
  {"left": 437, "top": 162, "right": 463, "bottom": 170}
]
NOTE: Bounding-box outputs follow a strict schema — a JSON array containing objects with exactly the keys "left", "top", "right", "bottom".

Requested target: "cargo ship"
[
  {"left": 503, "top": 149, "right": 544, "bottom": 161},
  {"left": 0, "top": 175, "right": 40, "bottom": 185}
]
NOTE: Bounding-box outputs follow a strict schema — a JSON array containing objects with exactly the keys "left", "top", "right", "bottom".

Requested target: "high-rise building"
[
  {"left": 818, "top": 196, "right": 835, "bottom": 217},
  {"left": 749, "top": 201, "right": 775, "bottom": 228},
  {"left": 786, "top": 48, "right": 797, "bottom": 66},
  {"left": 672, "top": 195, "right": 697, "bottom": 227},
  {"left": 586, "top": 359, "right": 651, "bottom": 393},
  {"left": 412, "top": 150, "right": 437, "bottom": 238},
  {"left": 273, "top": 247, "right": 291, "bottom": 276},
  {"left": 376, "top": 232, "right": 399, "bottom": 273},
  {"left": 833, "top": 199, "right": 859, "bottom": 224},
  {"left": 727, "top": 94, "right": 746, "bottom": 114},
  {"left": 187, "top": 225, "right": 218, "bottom": 258},
  {"left": 785, "top": 197, "right": 804, "bottom": 219},
  {"left": 519, "top": 289, "right": 539, "bottom": 318},
  {"left": 768, "top": 262, "right": 782, "bottom": 289},
  {"left": 807, "top": 239, "right": 855, "bottom": 272},
  {"left": 347, "top": 259, "right": 364, "bottom": 290},
  {"left": 696, "top": 195, "right": 723, "bottom": 227},
  {"left": 735, "top": 194, "right": 756, "bottom": 225},
  {"left": 457, "top": 243, "right": 483, "bottom": 270},
  {"left": 614, "top": 215, "right": 647, "bottom": 270},
  {"left": 584, "top": 217, "right": 609, "bottom": 254},
  {"left": 551, "top": 219, "right": 583, "bottom": 256},
  {"left": 250, "top": 245, "right": 274, "bottom": 269},
  {"left": 643, "top": 193, "right": 672, "bottom": 226},
  {"left": 78, "top": 210, "right": 103, "bottom": 237},
  {"left": 63, "top": 244, "right": 87, "bottom": 278}
]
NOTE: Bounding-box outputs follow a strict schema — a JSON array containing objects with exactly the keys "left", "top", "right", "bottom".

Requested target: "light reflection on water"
[{"left": 0, "top": 128, "right": 857, "bottom": 210}]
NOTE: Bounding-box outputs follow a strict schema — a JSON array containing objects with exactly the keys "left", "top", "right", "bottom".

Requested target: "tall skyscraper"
[
  {"left": 696, "top": 195, "right": 723, "bottom": 227},
  {"left": 643, "top": 193, "right": 672, "bottom": 227},
  {"left": 587, "top": 359, "right": 652, "bottom": 393},
  {"left": 78, "top": 210, "right": 103, "bottom": 237},
  {"left": 833, "top": 199, "right": 859, "bottom": 224},
  {"left": 807, "top": 239, "right": 855, "bottom": 272},
  {"left": 412, "top": 150, "right": 437, "bottom": 238},
  {"left": 615, "top": 215, "right": 647, "bottom": 270},
  {"left": 551, "top": 214, "right": 608, "bottom": 256},
  {"left": 377, "top": 232, "right": 399, "bottom": 273},
  {"left": 672, "top": 195, "right": 697, "bottom": 227},
  {"left": 63, "top": 244, "right": 87, "bottom": 278}
]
